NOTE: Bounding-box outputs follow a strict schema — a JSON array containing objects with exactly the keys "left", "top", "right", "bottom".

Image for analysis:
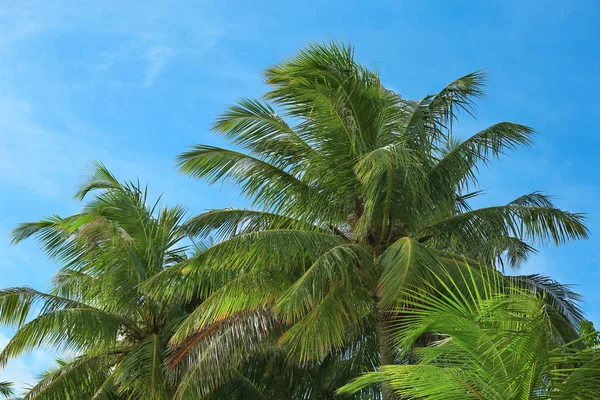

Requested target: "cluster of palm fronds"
[{"left": 1, "top": 42, "right": 598, "bottom": 399}]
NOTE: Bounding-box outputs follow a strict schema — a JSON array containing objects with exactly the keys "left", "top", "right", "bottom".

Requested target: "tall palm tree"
[
  {"left": 0, "top": 164, "right": 195, "bottom": 399},
  {"left": 1, "top": 165, "right": 341, "bottom": 400},
  {"left": 166, "top": 42, "right": 588, "bottom": 398},
  {"left": 338, "top": 269, "right": 600, "bottom": 399}
]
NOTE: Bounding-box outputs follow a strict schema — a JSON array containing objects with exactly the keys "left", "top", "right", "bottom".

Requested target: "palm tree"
[
  {"left": 0, "top": 164, "right": 195, "bottom": 399},
  {"left": 338, "top": 269, "right": 600, "bottom": 399},
  {"left": 166, "top": 42, "right": 588, "bottom": 398},
  {"left": 1, "top": 165, "right": 343, "bottom": 400}
]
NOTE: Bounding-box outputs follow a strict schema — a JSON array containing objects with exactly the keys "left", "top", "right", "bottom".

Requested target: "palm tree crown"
[
  {"left": 1, "top": 164, "right": 193, "bottom": 399},
  {"left": 169, "top": 41, "right": 589, "bottom": 397}
]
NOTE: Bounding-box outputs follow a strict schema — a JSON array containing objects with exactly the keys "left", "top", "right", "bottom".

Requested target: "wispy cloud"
[
  {"left": 144, "top": 47, "right": 175, "bottom": 87},
  {"left": 0, "top": 0, "right": 230, "bottom": 90}
]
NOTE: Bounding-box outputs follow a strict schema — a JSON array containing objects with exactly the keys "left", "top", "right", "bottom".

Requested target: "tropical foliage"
[
  {"left": 0, "top": 165, "right": 364, "bottom": 399},
  {"left": 581, "top": 320, "right": 600, "bottom": 348},
  {"left": 0, "top": 165, "right": 195, "bottom": 399},
  {"left": 166, "top": 41, "right": 590, "bottom": 397},
  {"left": 0, "top": 42, "right": 597, "bottom": 399},
  {"left": 338, "top": 269, "right": 600, "bottom": 399}
]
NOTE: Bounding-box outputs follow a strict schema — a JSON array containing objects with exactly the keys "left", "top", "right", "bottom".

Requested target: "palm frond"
[
  {"left": 171, "top": 310, "right": 277, "bottom": 399},
  {"left": 112, "top": 334, "right": 169, "bottom": 399},
  {"left": 177, "top": 145, "right": 337, "bottom": 220},
  {"left": 429, "top": 71, "right": 486, "bottom": 125},
  {"left": 21, "top": 353, "right": 120, "bottom": 400},
  {"left": 0, "top": 382, "right": 14, "bottom": 398},
  {"left": 184, "top": 229, "right": 345, "bottom": 274},
  {"left": 212, "top": 97, "right": 316, "bottom": 167},
  {"left": 183, "top": 208, "right": 325, "bottom": 241},
  {"left": 421, "top": 193, "right": 588, "bottom": 247},
  {"left": 429, "top": 122, "right": 534, "bottom": 190},
  {"left": 510, "top": 274, "right": 583, "bottom": 339},
  {"left": 171, "top": 269, "right": 292, "bottom": 344},
  {"left": 377, "top": 237, "right": 444, "bottom": 309},
  {"left": 0, "top": 306, "right": 132, "bottom": 366},
  {"left": 276, "top": 243, "right": 373, "bottom": 324},
  {"left": 277, "top": 283, "right": 371, "bottom": 361},
  {"left": 226, "top": 371, "right": 268, "bottom": 400},
  {"left": 74, "top": 161, "right": 122, "bottom": 201}
]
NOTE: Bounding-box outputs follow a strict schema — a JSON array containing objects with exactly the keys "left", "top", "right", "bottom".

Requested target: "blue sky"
[{"left": 1, "top": 0, "right": 599, "bottom": 389}]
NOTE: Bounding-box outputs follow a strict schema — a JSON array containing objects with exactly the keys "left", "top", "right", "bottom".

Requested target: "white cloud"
[{"left": 144, "top": 47, "right": 175, "bottom": 87}]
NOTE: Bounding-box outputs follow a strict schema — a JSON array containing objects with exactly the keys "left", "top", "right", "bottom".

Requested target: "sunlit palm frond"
[
  {"left": 183, "top": 208, "right": 326, "bottom": 241},
  {"left": 171, "top": 310, "right": 277, "bottom": 399},
  {"left": 421, "top": 193, "right": 588, "bottom": 250},
  {"left": 428, "top": 122, "right": 534, "bottom": 191},
  {"left": 339, "top": 268, "right": 599, "bottom": 399},
  {"left": 21, "top": 354, "right": 121, "bottom": 400}
]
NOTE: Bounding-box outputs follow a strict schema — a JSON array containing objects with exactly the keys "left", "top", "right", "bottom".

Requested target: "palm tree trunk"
[{"left": 378, "top": 310, "right": 396, "bottom": 400}]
